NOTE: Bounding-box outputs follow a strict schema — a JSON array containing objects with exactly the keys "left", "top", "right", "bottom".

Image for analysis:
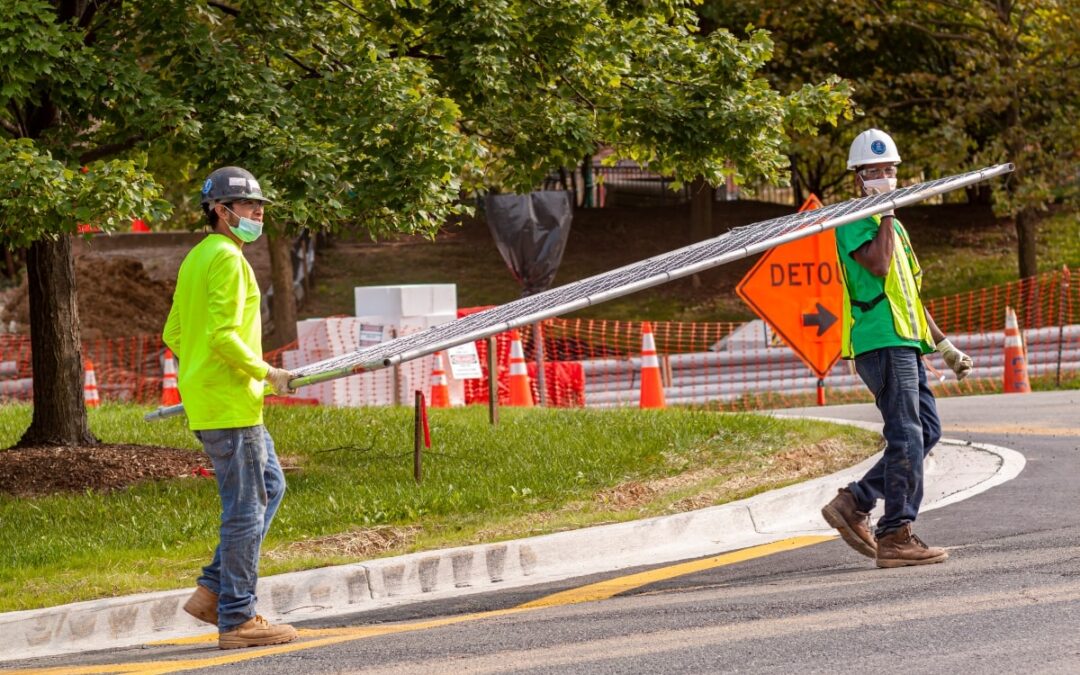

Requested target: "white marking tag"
[
  {"left": 229, "top": 177, "right": 247, "bottom": 187},
  {"left": 448, "top": 342, "right": 483, "bottom": 379}
]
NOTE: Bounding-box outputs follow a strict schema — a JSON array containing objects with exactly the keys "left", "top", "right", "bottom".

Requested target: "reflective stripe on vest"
[{"left": 840, "top": 217, "right": 932, "bottom": 358}]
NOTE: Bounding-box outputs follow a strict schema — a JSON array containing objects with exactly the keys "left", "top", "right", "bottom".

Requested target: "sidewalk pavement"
[{"left": 0, "top": 417, "right": 1025, "bottom": 663}]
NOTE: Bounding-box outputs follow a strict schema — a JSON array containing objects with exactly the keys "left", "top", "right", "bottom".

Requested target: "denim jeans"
[
  {"left": 847, "top": 347, "right": 941, "bottom": 537},
  {"left": 193, "top": 425, "right": 286, "bottom": 632}
]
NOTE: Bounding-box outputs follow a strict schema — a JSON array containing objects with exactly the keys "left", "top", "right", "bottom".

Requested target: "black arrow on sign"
[{"left": 802, "top": 303, "right": 837, "bottom": 336}]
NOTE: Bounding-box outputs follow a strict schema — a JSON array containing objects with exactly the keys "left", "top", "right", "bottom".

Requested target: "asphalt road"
[{"left": 9, "top": 391, "right": 1080, "bottom": 674}]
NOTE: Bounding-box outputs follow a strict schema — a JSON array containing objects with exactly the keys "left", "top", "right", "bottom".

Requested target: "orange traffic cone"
[
  {"left": 507, "top": 330, "right": 534, "bottom": 407},
  {"left": 798, "top": 193, "right": 823, "bottom": 212},
  {"left": 84, "top": 359, "right": 100, "bottom": 408},
  {"left": 1003, "top": 306, "right": 1031, "bottom": 393},
  {"left": 639, "top": 322, "right": 666, "bottom": 409},
  {"left": 162, "top": 348, "right": 181, "bottom": 405},
  {"left": 429, "top": 351, "right": 450, "bottom": 408}
]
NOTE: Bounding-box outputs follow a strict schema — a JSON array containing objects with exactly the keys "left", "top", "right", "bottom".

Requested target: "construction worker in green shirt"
[
  {"left": 163, "top": 166, "right": 298, "bottom": 649},
  {"left": 821, "top": 129, "right": 973, "bottom": 568}
]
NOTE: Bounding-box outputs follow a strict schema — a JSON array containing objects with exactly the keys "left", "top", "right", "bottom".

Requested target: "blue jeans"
[
  {"left": 194, "top": 425, "right": 286, "bottom": 632},
  {"left": 847, "top": 348, "right": 941, "bottom": 537}
]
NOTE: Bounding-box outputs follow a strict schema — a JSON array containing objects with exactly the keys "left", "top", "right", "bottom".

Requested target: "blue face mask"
[{"left": 223, "top": 206, "right": 263, "bottom": 243}]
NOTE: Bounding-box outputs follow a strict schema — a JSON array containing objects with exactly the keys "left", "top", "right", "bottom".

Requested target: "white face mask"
[{"left": 861, "top": 177, "right": 897, "bottom": 195}]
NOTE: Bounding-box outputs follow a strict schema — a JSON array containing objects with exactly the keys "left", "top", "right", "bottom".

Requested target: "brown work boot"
[
  {"left": 821, "top": 488, "right": 876, "bottom": 558},
  {"left": 218, "top": 615, "right": 298, "bottom": 649},
  {"left": 875, "top": 524, "right": 949, "bottom": 568},
  {"left": 182, "top": 585, "right": 218, "bottom": 626}
]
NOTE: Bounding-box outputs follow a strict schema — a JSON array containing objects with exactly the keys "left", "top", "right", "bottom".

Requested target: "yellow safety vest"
[{"left": 838, "top": 216, "right": 933, "bottom": 358}]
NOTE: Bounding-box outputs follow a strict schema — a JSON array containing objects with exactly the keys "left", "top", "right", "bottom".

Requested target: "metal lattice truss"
[
  {"left": 292, "top": 163, "right": 1013, "bottom": 385},
  {"left": 145, "top": 163, "right": 1012, "bottom": 420}
]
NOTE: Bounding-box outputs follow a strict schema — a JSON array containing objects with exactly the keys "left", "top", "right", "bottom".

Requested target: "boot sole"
[
  {"left": 218, "top": 632, "right": 298, "bottom": 650},
  {"left": 876, "top": 552, "right": 949, "bottom": 568},
  {"left": 821, "top": 505, "right": 877, "bottom": 558}
]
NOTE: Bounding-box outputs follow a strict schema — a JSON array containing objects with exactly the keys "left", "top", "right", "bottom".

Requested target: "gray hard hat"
[{"left": 200, "top": 166, "right": 271, "bottom": 206}]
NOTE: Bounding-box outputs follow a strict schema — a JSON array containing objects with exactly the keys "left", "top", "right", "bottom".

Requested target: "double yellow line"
[{"left": 11, "top": 536, "right": 831, "bottom": 675}]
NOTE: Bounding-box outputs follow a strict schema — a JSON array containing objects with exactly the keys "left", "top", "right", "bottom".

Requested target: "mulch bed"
[{"left": 0, "top": 444, "right": 212, "bottom": 497}]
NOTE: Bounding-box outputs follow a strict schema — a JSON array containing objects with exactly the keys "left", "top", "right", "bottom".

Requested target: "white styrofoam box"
[
  {"left": 428, "top": 284, "right": 457, "bottom": 316},
  {"left": 324, "top": 315, "right": 362, "bottom": 352},
  {"left": 296, "top": 319, "right": 330, "bottom": 353},
  {"left": 354, "top": 284, "right": 457, "bottom": 319},
  {"left": 353, "top": 287, "right": 402, "bottom": 318},
  {"left": 352, "top": 316, "right": 431, "bottom": 340},
  {"left": 354, "top": 315, "right": 404, "bottom": 338},
  {"left": 287, "top": 301, "right": 460, "bottom": 407},
  {"left": 424, "top": 312, "right": 458, "bottom": 329},
  {"left": 298, "top": 347, "right": 337, "bottom": 365},
  {"left": 281, "top": 350, "right": 305, "bottom": 371},
  {"left": 362, "top": 313, "right": 457, "bottom": 336}
]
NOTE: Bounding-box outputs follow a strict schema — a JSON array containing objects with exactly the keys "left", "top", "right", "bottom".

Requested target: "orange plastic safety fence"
[
  {"left": 0, "top": 335, "right": 296, "bottom": 406},
  {"left": 515, "top": 267, "right": 1080, "bottom": 410},
  {"left": 1, "top": 268, "right": 1077, "bottom": 410}
]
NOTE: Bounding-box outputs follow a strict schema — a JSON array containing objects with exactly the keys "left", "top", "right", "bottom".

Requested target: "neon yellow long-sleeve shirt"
[{"left": 163, "top": 233, "right": 270, "bottom": 430}]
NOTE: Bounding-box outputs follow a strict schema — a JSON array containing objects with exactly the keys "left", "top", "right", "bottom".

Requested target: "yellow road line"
[
  {"left": 515, "top": 535, "right": 833, "bottom": 609},
  {"left": 9, "top": 536, "right": 832, "bottom": 675}
]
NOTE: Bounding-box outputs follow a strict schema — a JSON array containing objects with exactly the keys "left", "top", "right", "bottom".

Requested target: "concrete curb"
[{"left": 0, "top": 422, "right": 1024, "bottom": 663}]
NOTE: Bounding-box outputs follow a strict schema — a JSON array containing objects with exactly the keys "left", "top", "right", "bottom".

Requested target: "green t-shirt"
[
  {"left": 163, "top": 234, "right": 270, "bottom": 430},
  {"left": 835, "top": 217, "right": 931, "bottom": 357}
]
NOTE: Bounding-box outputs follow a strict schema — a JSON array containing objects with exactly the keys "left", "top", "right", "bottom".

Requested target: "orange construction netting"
[{"left": 0, "top": 267, "right": 1074, "bottom": 410}]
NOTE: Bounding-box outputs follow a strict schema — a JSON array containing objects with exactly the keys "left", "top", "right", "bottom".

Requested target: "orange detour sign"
[{"left": 735, "top": 195, "right": 842, "bottom": 380}]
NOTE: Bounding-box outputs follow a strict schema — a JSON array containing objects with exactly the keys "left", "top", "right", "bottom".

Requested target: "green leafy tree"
[
  {"left": 0, "top": 1, "right": 180, "bottom": 446},
  {"left": 879, "top": 0, "right": 1080, "bottom": 279},
  {"left": 176, "top": 0, "right": 853, "bottom": 341},
  {"left": 1, "top": 0, "right": 850, "bottom": 447},
  {"left": 702, "top": 0, "right": 1080, "bottom": 278}
]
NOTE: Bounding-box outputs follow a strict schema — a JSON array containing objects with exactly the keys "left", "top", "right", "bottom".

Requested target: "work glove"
[
  {"left": 265, "top": 366, "right": 296, "bottom": 394},
  {"left": 936, "top": 338, "right": 973, "bottom": 381}
]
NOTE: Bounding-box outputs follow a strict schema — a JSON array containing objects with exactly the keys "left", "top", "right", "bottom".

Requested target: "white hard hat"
[{"left": 847, "top": 128, "right": 902, "bottom": 170}]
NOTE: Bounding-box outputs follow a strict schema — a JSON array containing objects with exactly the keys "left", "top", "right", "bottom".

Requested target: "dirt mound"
[
  {"left": 0, "top": 444, "right": 210, "bottom": 497},
  {"left": 3, "top": 255, "right": 175, "bottom": 340}
]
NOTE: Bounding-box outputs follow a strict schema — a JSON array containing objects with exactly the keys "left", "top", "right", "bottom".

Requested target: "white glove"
[
  {"left": 265, "top": 366, "right": 296, "bottom": 394},
  {"left": 936, "top": 338, "right": 972, "bottom": 381}
]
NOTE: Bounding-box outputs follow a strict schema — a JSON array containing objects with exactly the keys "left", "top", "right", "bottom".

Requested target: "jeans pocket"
[
  {"left": 197, "top": 429, "right": 238, "bottom": 462},
  {"left": 855, "top": 350, "right": 886, "bottom": 398}
]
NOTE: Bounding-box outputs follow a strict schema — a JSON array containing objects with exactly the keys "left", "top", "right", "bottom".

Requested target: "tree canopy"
[
  {"left": 0, "top": 0, "right": 852, "bottom": 446},
  {"left": 702, "top": 0, "right": 1080, "bottom": 277}
]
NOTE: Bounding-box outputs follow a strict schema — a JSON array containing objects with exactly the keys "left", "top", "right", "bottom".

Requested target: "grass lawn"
[{"left": 0, "top": 403, "right": 878, "bottom": 612}]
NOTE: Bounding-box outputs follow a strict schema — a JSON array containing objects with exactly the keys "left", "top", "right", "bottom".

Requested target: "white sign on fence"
[
  {"left": 447, "top": 342, "right": 483, "bottom": 379},
  {"left": 358, "top": 324, "right": 388, "bottom": 347}
]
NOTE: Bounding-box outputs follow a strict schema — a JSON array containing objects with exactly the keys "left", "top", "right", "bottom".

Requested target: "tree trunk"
[
  {"left": 267, "top": 233, "right": 298, "bottom": 348},
  {"left": 1015, "top": 208, "right": 1038, "bottom": 279},
  {"left": 689, "top": 177, "right": 714, "bottom": 242},
  {"left": 17, "top": 236, "right": 96, "bottom": 447},
  {"left": 790, "top": 157, "right": 805, "bottom": 207}
]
